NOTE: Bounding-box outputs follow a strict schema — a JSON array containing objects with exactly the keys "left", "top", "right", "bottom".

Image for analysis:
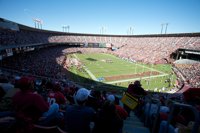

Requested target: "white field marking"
[
  {"left": 73, "top": 54, "right": 98, "bottom": 81},
  {"left": 105, "top": 73, "right": 169, "bottom": 84},
  {"left": 134, "top": 63, "right": 166, "bottom": 75}
]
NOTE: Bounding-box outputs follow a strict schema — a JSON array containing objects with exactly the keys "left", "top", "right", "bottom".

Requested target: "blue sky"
[{"left": 0, "top": 0, "right": 200, "bottom": 35}]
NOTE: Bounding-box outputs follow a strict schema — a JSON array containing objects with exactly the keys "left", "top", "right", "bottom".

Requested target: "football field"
[{"left": 68, "top": 53, "right": 176, "bottom": 92}]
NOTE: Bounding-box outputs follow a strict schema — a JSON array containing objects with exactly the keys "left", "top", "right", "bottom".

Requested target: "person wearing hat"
[
  {"left": 63, "top": 88, "right": 96, "bottom": 133},
  {"left": 123, "top": 80, "right": 147, "bottom": 116},
  {"left": 127, "top": 80, "right": 147, "bottom": 97},
  {"left": 12, "top": 76, "right": 49, "bottom": 133}
]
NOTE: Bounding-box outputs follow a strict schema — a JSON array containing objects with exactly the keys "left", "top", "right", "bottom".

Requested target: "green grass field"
[
  {"left": 76, "top": 53, "right": 150, "bottom": 77},
  {"left": 68, "top": 53, "right": 176, "bottom": 93}
]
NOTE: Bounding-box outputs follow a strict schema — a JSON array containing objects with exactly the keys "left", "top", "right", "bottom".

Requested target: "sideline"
[{"left": 73, "top": 54, "right": 98, "bottom": 81}]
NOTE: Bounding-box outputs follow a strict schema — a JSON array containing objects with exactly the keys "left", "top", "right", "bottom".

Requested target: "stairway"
[{"left": 123, "top": 111, "right": 150, "bottom": 133}]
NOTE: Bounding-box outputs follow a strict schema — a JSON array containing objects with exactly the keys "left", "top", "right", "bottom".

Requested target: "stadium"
[
  {"left": 0, "top": 1, "right": 200, "bottom": 132},
  {"left": 0, "top": 17, "right": 200, "bottom": 132},
  {"left": 1, "top": 18, "right": 200, "bottom": 92}
]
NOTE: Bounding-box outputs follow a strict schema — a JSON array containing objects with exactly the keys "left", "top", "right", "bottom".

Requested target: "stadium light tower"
[
  {"left": 130, "top": 27, "right": 133, "bottom": 35},
  {"left": 127, "top": 27, "right": 133, "bottom": 35},
  {"left": 34, "top": 19, "right": 37, "bottom": 28},
  {"left": 67, "top": 25, "right": 70, "bottom": 32},
  {"left": 63, "top": 25, "right": 65, "bottom": 32},
  {"left": 33, "top": 18, "right": 42, "bottom": 29},
  {"left": 25, "top": 9, "right": 42, "bottom": 29},
  {"left": 40, "top": 20, "right": 43, "bottom": 29},
  {"left": 100, "top": 26, "right": 105, "bottom": 34},
  {"left": 62, "top": 25, "right": 69, "bottom": 32},
  {"left": 165, "top": 23, "right": 169, "bottom": 34}
]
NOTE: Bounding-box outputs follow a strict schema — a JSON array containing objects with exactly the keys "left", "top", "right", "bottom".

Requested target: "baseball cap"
[{"left": 75, "top": 88, "right": 89, "bottom": 102}]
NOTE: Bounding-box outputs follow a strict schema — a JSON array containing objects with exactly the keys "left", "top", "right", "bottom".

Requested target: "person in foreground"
[
  {"left": 12, "top": 76, "right": 49, "bottom": 133},
  {"left": 63, "top": 88, "right": 96, "bottom": 133},
  {"left": 123, "top": 80, "right": 147, "bottom": 116}
]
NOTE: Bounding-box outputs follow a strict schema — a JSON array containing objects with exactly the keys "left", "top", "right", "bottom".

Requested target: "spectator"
[
  {"left": 12, "top": 76, "right": 49, "bottom": 133},
  {"left": 107, "top": 94, "right": 128, "bottom": 120},
  {"left": 47, "top": 82, "right": 66, "bottom": 107},
  {"left": 127, "top": 80, "right": 147, "bottom": 97},
  {"left": 63, "top": 88, "right": 96, "bottom": 133},
  {"left": 124, "top": 80, "right": 147, "bottom": 116},
  {"left": 0, "top": 76, "right": 14, "bottom": 93},
  {"left": 86, "top": 90, "right": 102, "bottom": 111},
  {"left": 92, "top": 100, "right": 123, "bottom": 133}
]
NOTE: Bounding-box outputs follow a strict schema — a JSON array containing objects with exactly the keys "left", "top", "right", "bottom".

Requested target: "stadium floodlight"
[
  {"left": 100, "top": 26, "right": 107, "bottom": 34},
  {"left": 62, "top": 25, "right": 66, "bottom": 32},
  {"left": 62, "top": 25, "right": 69, "bottom": 32},
  {"left": 40, "top": 20, "right": 43, "bottom": 29},
  {"left": 165, "top": 23, "right": 169, "bottom": 34},
  {"left": 161, "top": 23, "right": 169, "bottom": 34},
  {"left": 24, "top": 9, "right": 43, "bottom": 29},
  {"left": 67, "top": 25, "right": 70, "bottom": 32},
  {"left": 33, "top": 18, "right": 43, "bottom": 29},
  {"left": 131, "top": 27, "right": 134, "bottom": 35},
  {"left": 100, "top": 26, "right": 105, "bottom": 34},
  {"left": 128, "top": 27, "right": 133, "bottom": 35},
  {"left": 33, "top": 19, "right": 37, "bottom": 28}
]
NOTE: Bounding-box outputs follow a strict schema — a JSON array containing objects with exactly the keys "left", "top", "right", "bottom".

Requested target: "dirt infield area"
[{"left": 104, "top": 71, "right": 160, "bottom": 81}]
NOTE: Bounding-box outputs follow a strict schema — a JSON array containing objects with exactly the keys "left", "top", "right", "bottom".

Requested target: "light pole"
[
  {"left": 67, "top": 25, "right": 70, "bottom": 32},
  {"left": 165, "top": 23, "right": 169, "bottom": 34},
  {"left": 62, "top": 25, "right": 69, "bottom": 32},
  {"left": 161, "top": 23, "right": 169, "bottom": 34},
  {"left": 62, "top": 26, "right": 64, "bottom": 32},
  {"left": 34, "top": 20, "right": 36, "bottom": 28},
  {"left": 39, "top": 19, "right": 42, "bottom": 29},
  {"left": 100, "top": 26, "right": 106, "bottom": 34},
  {"left": 33, "top": 18, "right": 42, "bottom": 29},
  {"left": 128, "top": 27, "right": 133, "bottom": 35}
]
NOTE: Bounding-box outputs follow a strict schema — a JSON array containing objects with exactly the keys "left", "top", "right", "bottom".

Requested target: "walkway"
[{"left": 123, "top": 111, "right": 150, "bottom": 133}]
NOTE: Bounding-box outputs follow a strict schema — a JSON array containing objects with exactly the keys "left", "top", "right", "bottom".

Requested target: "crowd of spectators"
[
  {"left": 0, "top": 71, "right": 130, "bottom": 133},
  {"left": 110, "top": 37, "right": 200, "bottom": 64},
  {"left": 173, "top": 63, "right": 200, "bottom": 88},
  {"left": 1, "top": 46, "right": 69, "bottom": 79},
  {"left": 1, "top": 27, "right": 200, "bottom": 65},
  {"left": 0, "top": 28, "right": 51, "bottom": 47},
  {"left": 0, "top": 70, "right": 199, "bottom": 133}
]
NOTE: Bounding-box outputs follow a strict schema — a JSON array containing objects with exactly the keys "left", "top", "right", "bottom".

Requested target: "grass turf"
[{"left": 68, "top": 53, "right": 176, "bottom": 92}]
